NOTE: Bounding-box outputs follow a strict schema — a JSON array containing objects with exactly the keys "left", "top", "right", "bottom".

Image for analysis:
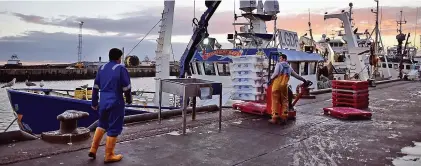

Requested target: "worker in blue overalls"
[{"left": 88, "top": 48, "right": 132, "bottom": 163}]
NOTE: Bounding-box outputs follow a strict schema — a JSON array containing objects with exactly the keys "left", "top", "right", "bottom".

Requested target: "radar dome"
[
  {"left": 263, "top": 0, "right": 279, "bottom": 15},
  {"left": 239, "top": 0, "right": 257, "bottom": 13}
]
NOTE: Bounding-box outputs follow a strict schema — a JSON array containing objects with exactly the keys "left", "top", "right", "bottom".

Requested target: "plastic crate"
[
  {"left": 332, "top": 84, "right": 369, "bottom": 91},
  {"left": 232, "top": 92, "right": 265, "bottom": 101},
  {"left": 332, "top": 80, "right": 369, "bottom": 86},
  {"left": 323, "top": 107, "right": 372, "bottom": 119},
  {"left": 332, "top": 101, "right": 369, "bottom": 109},
  {"left": 230, "top": 71, "right": 266, "bottom": 79}
]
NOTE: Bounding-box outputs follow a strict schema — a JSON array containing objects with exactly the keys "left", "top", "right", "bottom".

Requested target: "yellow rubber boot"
[
  {"left": 104, "top": 136, "right": 123, "bottom": 163},
  {"left": 88, "top": 127, "right": 105, "bottom": 159},
  {"left": 268, "top": 117, "right": 279, "bottom": 124}
]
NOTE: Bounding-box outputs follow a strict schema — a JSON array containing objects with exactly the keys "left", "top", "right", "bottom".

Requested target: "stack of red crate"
[{"left": 331, "top": 80, "right": 369, "bottom": 109}]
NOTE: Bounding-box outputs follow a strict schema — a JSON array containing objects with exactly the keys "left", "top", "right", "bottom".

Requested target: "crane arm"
[{"left": 178, "top": 0, "right": 222, "bottom": 78}]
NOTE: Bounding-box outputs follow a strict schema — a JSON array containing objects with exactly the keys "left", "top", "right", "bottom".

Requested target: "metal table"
[{"left": 158, "top": 78, "right": 223, "bottom": 135}]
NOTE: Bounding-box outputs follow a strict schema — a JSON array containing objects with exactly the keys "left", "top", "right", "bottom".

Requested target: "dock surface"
[{"left": 1, "top": 81, "right": 420, "bottom": 166}]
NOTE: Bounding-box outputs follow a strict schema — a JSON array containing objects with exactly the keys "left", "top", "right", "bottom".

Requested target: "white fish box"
[
  {"left": 229, "top": 63, "right": 267, "bottom": 72},
  {"left": 232, "top": 92, "right": 265, "bottom": 101},
  {"left": 231, "top": 78, "right": 266, "bottom": 86},
  {"left": 233, "top": 85, "right": 265, "bottom": 94},
  {"left": 231, "top": 71, "right": 266, "bottom": 79},
  {"left": 231, "top": 55, "right": 266, "bottom": 63}
]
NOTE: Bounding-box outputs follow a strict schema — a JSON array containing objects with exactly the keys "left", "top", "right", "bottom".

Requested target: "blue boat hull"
[{"left": 6, "top": 89, "right": 151, "bottom": 135}]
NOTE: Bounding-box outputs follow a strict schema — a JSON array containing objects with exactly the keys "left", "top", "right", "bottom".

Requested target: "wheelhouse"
[{"left": 188, "top": 48, "right": 325, "bottom": 92}]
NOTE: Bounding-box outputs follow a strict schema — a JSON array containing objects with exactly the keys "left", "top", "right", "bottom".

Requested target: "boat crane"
[
  {"left": 324, "top": 7, "right": 374, "bottom": 83},
  {"left": 179, "top": 1, "right": 222, "bottom": 78}
]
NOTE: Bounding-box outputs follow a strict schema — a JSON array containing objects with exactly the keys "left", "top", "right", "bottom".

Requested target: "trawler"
[{"left": 4, "top": 0, "right": 389, "bottom": 137}]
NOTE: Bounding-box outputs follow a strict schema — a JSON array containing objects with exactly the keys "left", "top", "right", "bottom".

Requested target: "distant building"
[{"left": 6, "top": 54, "right": 22, "bottom": 66}]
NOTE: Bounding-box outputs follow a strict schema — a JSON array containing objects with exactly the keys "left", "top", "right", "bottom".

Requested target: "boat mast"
[
  {"left": 370, "top": 0, "right": 380, "bottom": 79},
  {"left": 308, "top": 9, "right": 314, "bottom": 41},
  {"left": 396, "top": 10, "right": 408, "bottom": 78},
  {"left": 374, "top": 0, "right": 379, "bottom": 55},
  {"left": 154, "top": 1, "right": 175, "bottom": 107}
]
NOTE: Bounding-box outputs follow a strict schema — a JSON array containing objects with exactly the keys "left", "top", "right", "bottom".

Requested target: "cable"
[
  {"left": 171, "top": 43, "right": 176, "bottom": 62},
  {"left": 126, "top": 19, "right": 162, "bottom": 56}
]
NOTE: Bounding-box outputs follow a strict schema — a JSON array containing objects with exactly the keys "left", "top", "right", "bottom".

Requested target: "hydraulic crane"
[{"left": 178, "top": 0, "right": 222, "bottom": 78}]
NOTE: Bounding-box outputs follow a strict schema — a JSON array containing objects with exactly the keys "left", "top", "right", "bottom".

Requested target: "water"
[{"left": 0, "top": 77, "right": 159, "bottom": 132}]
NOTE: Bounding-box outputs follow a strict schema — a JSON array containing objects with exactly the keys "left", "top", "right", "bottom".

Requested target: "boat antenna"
[
  {"left": 308, "top": 8, "right": 314, "bottom": 41},
  {"left": 414, "top": 7, "right": 419, "bottom": 47}
]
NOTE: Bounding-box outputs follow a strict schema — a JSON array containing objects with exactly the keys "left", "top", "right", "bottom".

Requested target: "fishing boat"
[
  {"left": 2, "top": 0, "right": 343, "bottom": 136},
  {"left": 377, "top": 10, "right": 420, "bottom": 80},
  {"left": 3, "top": 1, "right": 182, "bottom": 136},
  {"left": 183, "top": 0, "right": 325, "bottom": 106},
  {"left": 317, "top": 3, "right": 419, "bottom": 81}
]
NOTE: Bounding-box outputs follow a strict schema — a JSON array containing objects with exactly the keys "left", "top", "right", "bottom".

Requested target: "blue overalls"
[{"left": 92, "top": 61, "right": 132, "bottom": 137}]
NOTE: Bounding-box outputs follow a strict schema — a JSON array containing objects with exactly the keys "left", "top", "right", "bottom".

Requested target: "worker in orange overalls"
[{"left": 268, "top": 53, "right": 308, "bottom": 124}]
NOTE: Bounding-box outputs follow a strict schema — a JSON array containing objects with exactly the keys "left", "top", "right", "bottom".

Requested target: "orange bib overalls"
[{"left": 271, "top": 62, "right": 291, "bottom": 119}]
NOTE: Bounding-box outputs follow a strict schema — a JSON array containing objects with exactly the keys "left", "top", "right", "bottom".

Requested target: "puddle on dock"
[
  {"left": 232, "top": 120, "right": 242, "bottom": 124},
  {"left": 166, "top": 129, "right": 192, "bottom": 136},
  {"left": 392, "top": 141, "right": 421, "bottom": 166}
]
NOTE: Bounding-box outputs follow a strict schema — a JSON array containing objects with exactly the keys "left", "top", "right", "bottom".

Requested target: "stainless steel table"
[{"left": 158, "top": 78, "right": 223, "bottom": 135}]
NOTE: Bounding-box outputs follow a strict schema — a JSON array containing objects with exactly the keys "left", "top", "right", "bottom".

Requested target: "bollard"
[{"left": 41, "top": 110, "right": 91, "bottom": 144}]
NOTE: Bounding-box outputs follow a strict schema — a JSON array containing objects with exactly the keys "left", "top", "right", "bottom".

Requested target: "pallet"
[
  {"left": 332, "top": 80, "right": 369, "bottom": 86},
  {"left": 323, "top": 107, "right": 372, "bottom": 120},
  {"left": 332, "top": 96, "right": 369, "bottom": 103},
  {"left": 332, "top": 101, "right": 369, "bottom": 109},
  {"left": 332, "top": 89, "right": 369, "bottom": 95},
  {"left": 332, "top": 92, "right": 369, "bottom": 98},
  {"left": 332, "top": 84, "right": 369, "bottom": 91}
]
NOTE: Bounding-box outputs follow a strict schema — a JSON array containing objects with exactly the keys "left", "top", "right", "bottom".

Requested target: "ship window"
[
  {"left": 388, "top": 64, "right": 392, "bottom": 68},
  {"left": 217, "top": 63, "right": 230, "bottom": 76},
  {"left": 382, "top": 63, "right": 386, "bottom": 68},
  {"left": 393, "top": 64, "right": 398, "bottom": 69},
  {"left": 190, "top": 63, "right": 195, "bottom": 74},
  {"left": 406, "top": 65, "right": 410, "bottom": 70},
  {"left": 301, "top": 62, "right": 308, "bottom": 76},
  {"left": 204, "top": 62, "right": 216, "bottom": 75},
  {"left": 290, "top": 62, "right": 299, "bottom": 74},
  {"left": 195, "top": 62, "right": 202, "bottom": 75},
  {"left": 309, "top": 62, "right": 316, "bottom": 74}
]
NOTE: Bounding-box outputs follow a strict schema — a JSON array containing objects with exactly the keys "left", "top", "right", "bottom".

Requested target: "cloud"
[
  {"left": 0, "top": 31, "right": 187, "bottom": 64},
  {"left": 5, "top": 4, "right": 419, "bottom": 39},
  {"left": 1, "top": 5, "right": 420, "bottom": 64},
  {"left": 2, "top": 6, "right": 235, "bottom": 36}
]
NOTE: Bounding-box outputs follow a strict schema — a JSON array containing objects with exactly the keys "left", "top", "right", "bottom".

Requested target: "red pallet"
[
  {"left": 332, "top": 101, "right": 369, "bottom": 109},
  {"left": 332, "top": 89, "right": 369, "bottom": 95},
  {"left": 332, "top": 92, "right": 369, "bottom": 98},
  {"left": 323, "top": 107, "right": 372, "bottom": 119},
  {"left": 332, "top": 84, "right": 369, "bottom": 91},
  {"left": 332, "top": 96, "right": 369, "bottom": 103},
  {"left": 332, "top": 80, "right": 369, "bottom": 86}
]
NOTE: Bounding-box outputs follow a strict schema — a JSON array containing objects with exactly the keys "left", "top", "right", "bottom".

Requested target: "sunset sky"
[{"left": 0, "top": 0, "right": 421, "bottom": 65}]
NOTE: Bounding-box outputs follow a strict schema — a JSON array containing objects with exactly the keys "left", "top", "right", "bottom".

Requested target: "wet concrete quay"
[{"left": 0, "top": 81, "right": 420, "bottom": 166}]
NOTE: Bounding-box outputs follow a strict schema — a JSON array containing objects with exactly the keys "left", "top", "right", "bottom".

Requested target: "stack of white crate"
[{"left": 230, "top": 55, "right": 268, "bottom": 101}]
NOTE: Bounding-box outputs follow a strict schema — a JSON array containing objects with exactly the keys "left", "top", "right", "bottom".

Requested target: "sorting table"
[{"left": 158, "top": 78, "right": 223, "bottom": 135}]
